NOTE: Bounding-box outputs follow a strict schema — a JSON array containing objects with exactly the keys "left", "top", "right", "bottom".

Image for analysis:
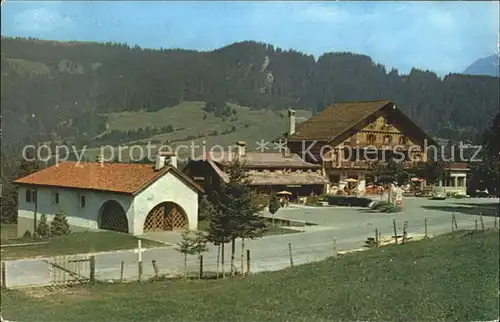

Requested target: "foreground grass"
[
  {"left": 2, "top": 230, "right": 498, "bottom": 321},
  {"left": 0, "top": 229, "right": 164, "bottom": 260}
]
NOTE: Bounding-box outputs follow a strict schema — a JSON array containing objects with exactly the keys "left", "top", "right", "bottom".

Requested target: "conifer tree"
[
  {"left": 192, "top": 230, "right": 209, "bottom": 266},
  {"left": 50, "top": 208, "right": 71, "bottom": 236},
  {"left": 35, "top": 214, "right": 50, "bottom": 238},
  {"left": 206, "top": 159, "right": 266, "bottom": 277},
  {"left": 268, "top": 190, "right": 281, "bottom": 227},
  {"left": 198, "top": 195, "right": 215, "bottom": 221},
  {"left": 175, "top": 230, "right": 198, "bottom": 279}
]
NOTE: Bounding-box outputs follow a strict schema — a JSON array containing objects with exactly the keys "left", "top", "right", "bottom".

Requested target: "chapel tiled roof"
[{"left": 13, "top": 161, "right": 203, "bottom": 195}]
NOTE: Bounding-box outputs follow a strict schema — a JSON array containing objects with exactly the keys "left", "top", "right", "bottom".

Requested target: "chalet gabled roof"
[
  {"left": 14, "top": 161, "right": 203, "bottom": 195},
  {"left": 288, "top": 100, "right": 437, "bottom": 146},
  {"left": 288, "top": 100, "right": 392, "bottom": 141}
]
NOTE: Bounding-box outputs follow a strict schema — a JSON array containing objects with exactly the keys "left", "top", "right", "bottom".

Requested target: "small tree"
[
  {"left": 175, "top": 230, "right": 198, "bottom": 279},
  {"left": 50, "top": 208, "right": 71, "bottom": 236},
  {"left": 192, "top": 230, "right": 209, "bottom": 259},
  {"left": 371, "top": 160, "right": 410, "bottom": 203},
  {"left": 412, "top": 160, "right": 446, "bottom": 186},
  {"left": 268, "top": 190, "right": 281, "bottom": 227},
  {"left": 35, "top": 214, "right": 50, "bottom": 239}
]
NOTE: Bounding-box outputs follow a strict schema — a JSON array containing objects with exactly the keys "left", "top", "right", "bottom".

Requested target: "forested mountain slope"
[{"left": 1, "top": 37, "right": 499, "bottom": 153}]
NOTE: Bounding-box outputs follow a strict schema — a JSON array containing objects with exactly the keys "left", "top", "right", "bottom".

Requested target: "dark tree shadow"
[
  {"left": 454, "top": 202, "right": 499, "bottom": 209},
  {"left": 421, "top": 204, "right": 499, "bottom": 217}
]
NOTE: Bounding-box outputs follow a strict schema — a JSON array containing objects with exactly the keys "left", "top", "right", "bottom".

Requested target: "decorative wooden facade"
[{"left": 286, "top": 101, "right": 438, "bottom": 189}]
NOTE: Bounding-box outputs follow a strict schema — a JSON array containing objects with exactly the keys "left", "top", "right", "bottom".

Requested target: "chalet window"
[
  {"left": 25, "top": 189, "right": 32, "bottom": 203},
  {"left": 80, "top": 195, "right": 86, "bottom": 208},
  {"left": 53, "top": 192, "right": 59, "bottom": 204},
  {"left": 399, "top": 136, "right": 407, "bottom": 145},
  {"left": 366, "top": 134, "right": 376, "bottom": 145},
  {"left": 383, "top": 135, "right": 392, "bottom": 145}
]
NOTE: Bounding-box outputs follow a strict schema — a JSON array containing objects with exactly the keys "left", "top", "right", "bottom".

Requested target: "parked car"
[{"left": 431, "top": 186, "right": 447, "bottom": 200}]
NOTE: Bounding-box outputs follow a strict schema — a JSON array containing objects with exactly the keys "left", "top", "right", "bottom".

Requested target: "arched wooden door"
[
  {"left": 99, "top": 200, "right": 129, "bottom": 233},
  {"left": 143, "top": 202, "right": 188, "bottom": 232}
]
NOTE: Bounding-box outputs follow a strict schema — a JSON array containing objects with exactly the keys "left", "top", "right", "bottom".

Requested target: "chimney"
[
  {"left": 236, "top": 141, "right": 246, "bottom": 158},
  {"left": 169, "top": 154, "right": 178, "bottom": 169},
  {"left": 288, "top": 109, "right": 296, "bottom": 135},
  {"left": 155, "top": 151, "right": 178, "bottom": 170}
]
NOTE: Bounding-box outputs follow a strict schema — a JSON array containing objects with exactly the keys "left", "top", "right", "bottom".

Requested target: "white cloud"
[
  {"left": 13, "top": 7, "right": 72, "bottom": 33},
  {"left": 297, "top": 4, "right": 350, "bottom": 23}
]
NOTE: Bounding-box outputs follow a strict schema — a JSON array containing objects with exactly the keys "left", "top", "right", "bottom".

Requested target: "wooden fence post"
[
  {"left": 89, "top": 255, "right": 96, "bottom": 284},
  {"left": 452, "top": 213, "right": 455, "bottom": 232},
  {"left": 402, "top": 221, "right": 408, "bottom": 244},
  {"left": 136, "top": 240, "right": 143, "bottom": 282},
  {"left": 424, "top": 217, "right": 428, "bottom": 238},
  {"left": 246, "top": 250, "right": 251, "bottom": 275},
  {"left": 120, "top": 261, "right": 124, "bottom": 282},
  {"left": 216, "top": 244, "right": 221, "bottom": 280},
  {"left": 475, "top": 220, "right": 478, "bottom": 231},
  {"left": 374, "top": 229, "right": 379, "bottom": 248},
  {"left": 288, "top": 243, "right": 294, "bottom": 268},
  {"left": 393, "top": 219, "right": 398, "bottom": 244},
  {"left": 152, "top": 260, "right": 159, "bottom": 278},
  {"left": 138, "top": 262, "right": 143, "bottom": 282},
  {"left": 1, "top": 261, "right": 6, "bottom": 288},
  {"left": 453, "top": 213, "right": 458, "bottom": 230},
  {"left": 494, "top": 216, "right": 498, "bottom": 229},
  {"left": 199, "top": 255, "right": 203, "bottom": 280},
  {"left": 480, "top": 213, "right": 485, "bottom": 232},
  {"left": 333, "top": 238, "right": 338, "bottom": 257}
]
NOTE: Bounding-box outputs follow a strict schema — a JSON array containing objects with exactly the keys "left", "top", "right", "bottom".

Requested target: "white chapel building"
[{"left": 14, "top": 152, "right": 203, "bottom": 237}]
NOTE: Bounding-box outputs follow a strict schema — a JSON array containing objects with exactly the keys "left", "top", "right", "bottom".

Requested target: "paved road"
[{"left": 3, "top": 197, "right": 498, "bottom": 288}]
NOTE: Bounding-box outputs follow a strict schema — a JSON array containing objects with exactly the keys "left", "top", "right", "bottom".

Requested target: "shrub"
[
  {"left": 306, "top": 195, "right": 321, "bottom": 205},
  {"left": 23, "top": 230, "right": 32, "bottom": 238},
  {"left": 369, "top": 201, "right": 402, "bottom": 213},
  {"left": 50, "top": 208, "right": 71, "bottom": 236},
  {"left": 35, "top": 214, "right": 51, "bottom": 238},
  {"left": 325, "top": 195, "right": 373, "bottom": 207}
]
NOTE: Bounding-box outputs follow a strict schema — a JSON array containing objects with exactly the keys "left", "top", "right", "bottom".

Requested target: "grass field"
[
  {"left": 85, "top": 101, "right": 312, "bottom": 161},
  {"left": 6, "top": 58, "right": 51, "bottom": 76},
  {"left": 2, "top": 230, "right": 498, "bottom": 321},
  {"left": 0, "top": 226, "right": 164, "bottom": 260}
]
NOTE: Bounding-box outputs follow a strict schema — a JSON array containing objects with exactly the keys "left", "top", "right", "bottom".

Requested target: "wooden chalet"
[
  {"left": 285, "top": 100, "right": 446, "bottom": 192},
  {"left": 183, "top": 142, "right": 329, "bottom": 199}
]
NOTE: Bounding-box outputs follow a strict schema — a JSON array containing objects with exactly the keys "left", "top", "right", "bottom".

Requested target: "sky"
[{"left": 1, "top": 1, "right": 499, "bottom": 76}]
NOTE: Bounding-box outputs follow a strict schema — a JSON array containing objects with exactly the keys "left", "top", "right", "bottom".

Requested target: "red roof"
[{"left": 13, "top": 162, "right": 203, "bottom": 195}]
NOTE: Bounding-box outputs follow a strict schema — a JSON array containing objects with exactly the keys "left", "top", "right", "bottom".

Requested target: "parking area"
[{"left": 273, "top": 197, "right": 499, "bottom": 233}]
